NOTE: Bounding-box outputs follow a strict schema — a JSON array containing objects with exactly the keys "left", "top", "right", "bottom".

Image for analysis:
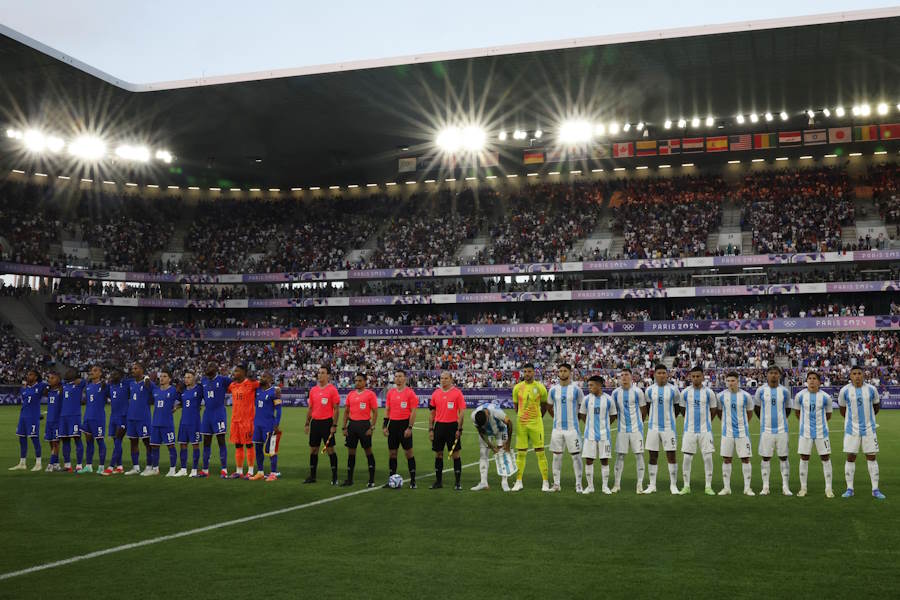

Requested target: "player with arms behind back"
[
  {"left": 250, "top": 372, "right": 282, "bottom": 482},
  {"left": 838, "top": 367, "right": 885, "bottom": 500},
  {"left": 510, "top": 363, "right": 550, "bottom": 492},
  {"left": 678, "top": 366, "right": 717, "bottom": 496},
  {"left": 428, "top": 371, "right": 465, "bottom": 490},
  {"left": 794, "top": 371, "right": 834, "bottom": 498},
  {"left": 340, "top": 373, "right": 378, "bottom": 487},
  {"left": 717, "top": 372, "right": 755, "bottom": 496},
  {"left": 200, "top": 362, "right": 232, "bottom": 478},
  {"left": 79, "top": 365, "right": 108, "bottom": 474},
  {"left": 304, "top": 365, "right": 340, "bottom": 484},
  {"left": 754, "top": 366, "right": 793, "bottom": 496},
  {"left": 228, "top": 365, "right": 260, "bottom": 479},
  {"left": 547, "top": 363, "right": 584, "bottom": 493},
  {"left": 611, "top": 367, "right": 648, "bottom": 494},
  {"left": 174, "top": 370, "right": 203, "bottom": 477},
  {"left": 644, "top": 364, "right": 681, "bottom": 495},
  {"left": 579, "top": 375, "right": 616, "bottom": 495},
  {"left": 9, "top": 369, "right": 46, "bottom": 471}
]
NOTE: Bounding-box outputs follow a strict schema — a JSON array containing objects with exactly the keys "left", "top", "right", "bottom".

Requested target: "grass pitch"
[{"left": 0, "top": 406, "right": 898, "bottom": 599}]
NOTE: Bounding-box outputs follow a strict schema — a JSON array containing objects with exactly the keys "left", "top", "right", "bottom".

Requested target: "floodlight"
[
  {"left": 68, "top": 135, "right": 106, "bottom": 160},
  {"left": 735, "top": 114, "right": 745, "bottom": 124},
  {"left": 691, "top": 117, "right": 700, "bottom": 127},
  {"left": 705, "top": 116, "right": 714, "bottom": 127},
  {"left": 23, "top": 129, "right": 46, "bottom": 152},
  {"left": 749, "top": 113, "right": 759, "bottom": 123},
  {"left": 558, "top": 119, "right": 592, "bottom": 143},
  {"left": 835, "top": 106, "right": 845, "bottom": 117},
  {"left": 877, "top": 103, "right": 888, "bottom": 115}
]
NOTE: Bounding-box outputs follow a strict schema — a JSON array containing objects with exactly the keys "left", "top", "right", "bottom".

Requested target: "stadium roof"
[{"left": 2, "top": 12, "right": 900, "bottom": 188}]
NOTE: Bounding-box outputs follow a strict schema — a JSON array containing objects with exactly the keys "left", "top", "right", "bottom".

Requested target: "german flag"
[{"left": 523, "top": 150, "right": 544, "bottom": 164}]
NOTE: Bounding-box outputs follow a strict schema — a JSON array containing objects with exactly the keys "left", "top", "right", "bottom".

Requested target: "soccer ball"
[{"left": 388, "top": 474, "right": 403, "bottom": 488}]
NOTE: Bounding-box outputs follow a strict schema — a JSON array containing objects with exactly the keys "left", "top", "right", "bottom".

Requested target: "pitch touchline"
[{"left": 0, "top": 461, "right": 479, "bottom": 582}]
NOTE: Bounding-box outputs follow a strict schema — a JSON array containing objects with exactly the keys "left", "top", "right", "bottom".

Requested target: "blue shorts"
[
  {"left": 108, "top": 414, "right": 127, "bottom": 435},
  {"left": 200, "top": 409, "right": 227, "bottom": 435},
  {"left": 150, "top": 426, "right": 175, "bottom": 446},
  {"left": 252, "top": 425, "right": 274, "bottom": 444},
  {"left": 44, "top": 421, "right": 59, "bottom": 442},
  {"left": 16, "top": 414, "right": 40, "bottom": 437},
  {"left": 58, "top": 415, "right": 81, "bottom": 437},
  {"left": 81, "top": 419, "right": 105, "bottom": 438},
  {"left": 126, "top": 420, "right": 149, "bottom": 439},
  {"left": 177, "top": 422, "right": 200, "bottom": 445}
]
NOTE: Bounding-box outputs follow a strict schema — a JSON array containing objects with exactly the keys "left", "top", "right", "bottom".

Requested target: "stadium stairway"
[
  {"left": 849, "top": 197, "right": 890, "bottom": 248},
  {"left": 708, "top": 200, "right": 743, "bottom": 254},
  {"left": 0, "top": 295, "right": 50, "bottom": 353},
  {"left": 577, "top": 206, "right": 615, "bottom": 260}
]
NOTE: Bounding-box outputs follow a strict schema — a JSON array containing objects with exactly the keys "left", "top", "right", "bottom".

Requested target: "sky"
[{"left": 1, "top": 0, "right": 898, "bottom": 88}]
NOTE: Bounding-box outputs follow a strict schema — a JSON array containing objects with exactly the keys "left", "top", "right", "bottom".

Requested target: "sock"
[
  {"left": 50, "top": 453, "right": 59, "bottom": 465},
  {"left": 329, "top": 453, "right": 338, "bottom": 481},
  {"left": 584, "top": 463, "right": 594, "bottom": 487},
  {"left": 19, "top": 437, "right": 27, "bottom": 459},
  {"left": 192, "top": 447, "right": 200, "bottom": 470},
  {"left": 453, "top": 457, "right": 462, "bottom": 486},
  {"left": 649, "top": 463, "right": 658, "bottom": 486},
  {"left": 780, "top": 459, "right": 791, "bottom": 488},
  {"left": 867, "top": 460, "right": 879, "bottom": 490},
  {"left": 845, "top": 461, "right": 856, "bottom": 489},
  {"left": 202, "top": 444, "right": 211, "bottom": 470},
  {"left": 389, "top": 457, "right": 398, "bottom": 475},
  {"left": 367, "top": 454, "right": 376, "bottom": 483},
  {"left": 537, "top": 451, "right": 549, "bottom": 481},
  {"left": 85, "top": 439, "right": 95, "bottom": 465},
  {"left": 572, "top": 454, "right": 583, "bottom": 487},
  {"left": 516, "top": 451, "right": 527, "bottom": 481},
  {"left": 407, "top": 457, "right": 416, "bottom": 482},
  {"left": 255, "top": 443, "right": 264, "bottom": 471},
  {"left": 219, "top": 442, "right": 228, "bottom": 471},
  {"left": 309, "top": 453, "right": 318, "bottom": 478},
  {"left": 180, "top": 447, "right": 188, "bottom": 469},
  {"left": 270, "top": 455, "right": 278, "bottom": 473},
  {"left": 667, "top": 461, "right": 677, "bottom": 484},
  {"left": 151, "top": 447, "right": 160, "bottom": 468},
  {"left": 723, "top": 462, "right": 732, "bottom": 489},
  {"left": 614, "top": 454, "right": 624, "bottom": 487},
  {"left": 478, "top": 448, "right": 489, "bottom": 485},
  {"left": 601, "top": 464, "right": 609, "bottom": 488},
  {"left": 131, "top": 450, "right": 140, "bottom": 468},
  {"left": 347, "top": 454, "right": 356, "bottom": 481},
  {"left": 742, "top": 461, "right": 752, "bottom": 489},
  {"left": 97, "top": 439, "right": 106, "bottom": 466},
  {"left": 635, "top": 455, "right": 645, "bottom": 488},
  {"left": 62, "top": 439, "right": 71, "bottom": 464},
  {"left": 799, "top": 460, "right": 809, "bottom": 489},
  {"left": 682, "top": 454, "right": 694, "bottom": 487},
  {"left": 74, "top": 439, "right": 84, "bottom": 465},
  {"left": 823, "top": 459, "right": 833, "bottom": 491},
  {"left": 761, "top": 460, "right": 771, "bottom": 488},
  {"left": 703, "top": 453, "right": 714, "bottom": 487},
  {"left": 247, "top": 446, "right": 256, "bottom": 473},
  {"left": 235, "top": 446, "right": 245, "bottom": 470},
  {"left": 113, "top": 437, "right": 123, "bottom": 466},
  {"left": 31, "top": 436, "right": 41, "bottom": 458},
  {"left": 435, "top": 458, "right": 444, "bottom": 483},
  {"left": 552, "top": 453, "right": 562, "bottom": 485},
  {"left": 168, "top": 446, "right": 177, "bottom": 468}
]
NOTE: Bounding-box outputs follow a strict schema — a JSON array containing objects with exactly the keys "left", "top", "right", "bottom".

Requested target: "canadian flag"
[
  {"left": 828, "top": 127, "right": 851, "bottom": 143},
  {"left": 612, "top": 142, "right": 634, "bottom": 158}
]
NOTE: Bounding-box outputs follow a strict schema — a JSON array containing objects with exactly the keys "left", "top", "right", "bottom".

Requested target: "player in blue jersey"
[
  {"left": 794, "top": 371, "right": 834, "bottom": 498},
  {"left": 174, "top": 370, "right": 203, "bottom": 477},
  {"left": 678, "top": 366, "right": 718, "bottom": 496},
  {"left": 250, "top": 372, "right": 282, "bottom": 481},
  {"left": 837, "top": 367, "right": 885, "bottom": 500},
  {"left": 717, "top": 373, "right": 755, "bottom": 496},
  {"left": 611, "top": 367, "right": 648, "bottom": 494},
  {"left": 9, "top": 369, "right": 47, "bottom": 471},
  {"left": 547, "top": 363, "right": 584, "bottom": 493},
  {"left": 200, "top": 362, "right": 232, "bottom": 478},
  {"left": 471, "top": 401, "right": 513, "bottom": 491},
  {"left": 103, "top": 368, "right": 129, "bottom": 475},
  {"left": 78, "top": 365, "right": 108, "bottom": 474},
  {"left": 44, "top": 372, "right": 63, "bottom": 472},
  {"left": 59, "top": 368, "right": 86, "bottom": 472},
  {"left": 644, "top": 364, "right": 682, "bottom": 495},
  {"left": 147, "top": 368, "right": 180, "bottom": 477},
  {"left": 578, "top": 375, "right": 616, "bottom": 494},
  {"left": 124, "top": 362, "right": 153, "bottom": 475},
  {"left": 754, "top": 366, "right": 794, "bottom": 496}
]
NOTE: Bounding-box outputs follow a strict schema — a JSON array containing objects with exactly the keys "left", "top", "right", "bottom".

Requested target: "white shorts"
[
  {"left": 681, "top": 432, "right": 714, "bottom": 455},
  {"left": 550, "top": 429, "right": 582, "bottom": 454},
  {"left": 721, "top": 436, "right": 752, "bottom": 459},
  {"left": 645, "top": 430, "right": 677, "bottom": 452},
  {"left": 583, "top": 439, "right": 612, "bottom": 460},
  {"left": 615, "top": 431, "right": 644, "bottom": 455},
  {"left": 842, "top": 433, "right": 879, "bottom": 455},
  {"left": 798, "top": 436, "right": 831, "bottom": 456},
  {"left": 758, "top": 432, "right": 790, "bottom": 458}
]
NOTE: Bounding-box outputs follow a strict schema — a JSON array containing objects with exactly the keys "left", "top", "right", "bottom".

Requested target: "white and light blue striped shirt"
[
  {"left": 679, "top": 385, "right": 717, "bottom": 434},
  {"left": 548, "top": 383, "right": 583, "bottom": 433},
  {"left": 612, "top": 386, "right": 646, "bottom": 434},
  {"left": 754, "top": 384, "right": 792, "bottom": 435},
  {"left": 795, "top": 389, "right": 833, "bottom": 439},
  {"left": 837, "top": 383, "right": 880, "bottom": 437},
  {"left": 580, "top": 393, "right": 616, "bottom": 442},
  {"left": 471, "top": 403, "right": 509, "bottom": 437},
  {"left": 718, "top": 389, "right": 754, "bottom": 438},
  {"left": 646, "top": 383, "right": 680, "bottom": 433}
]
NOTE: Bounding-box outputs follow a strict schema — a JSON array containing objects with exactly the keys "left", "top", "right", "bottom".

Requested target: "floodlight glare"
[
  {"left": 608, "top": 121, "right": 620, "bottom": 135},
  {"left": 779, "top": 111, "right": 789, "bottom": 121},
  {"left": 6, "top": 128, "right": 23, "bottom": 139},
  {"left": 851, "top": 105, "right": 860, "bottom": 116},
  {"left": 594, "top": 123, "right": 606, "bottom": 136},
  {"left": 155, "top": 149, "right": 173, "bottom": 163},
  {"left": 749, "top": 113, "right": 759, "bottom": 123},
  {"left": 46, "top": 136, "right": 65, "bottom": 153},
  {"left": 705, "top": 116, "right": 714, "bottom": 127},
  {"left": 877, "top": 102, "right": 888, "bottom": 115},
  {"left": 835, "top": 106, "right": 845, "bottom": 117},
  {"left": 677, "top": 118, "right": 686, "bottom": 128},
  {"left": 558, "top": 119, "right": 592, "bottom": 143},
  {"left": 498, "top": 130, "right": 507, "bottom": 141},
  {"left": 436, "top": 127, "right": 462, "bottom": 152},
  {"left": 534, "top": 129, "right": 543, "bottom": 139},
  {"left": 806, "top": 109, "right": 815, "bottom": 119},
  {"left": 735, "top": 114, "right": 745, "bottom": 124},
  {"left": 23, "top": 129, "right": 46, "bottom": 152},
  {"left": 636, "top": 122, "right": 645, "bottom": 131},
  {"left": 622, "top": 122, "right": 631, "bottom": 132},
  {"left": 663, "top": 119, "right": 672, "bottom": 129},
  {"left": 860, "top": 104, "right": 871, "bottom": 116},
  {"left": 461, "top": 126, "right": 486, "bottom": 151},
  {"left": 115, "top": 144, "right": 151, "bottom": 162},
  {"left": 69, "top": 135, "right": 107, "bottom": 160},
  {"left": 822, "top": 108, "right": 831, "bottom": 117},
  {"left": 764, "top": 112, "right": 773, "bottom": 122},
  {"left": 691, "top": 117, "right": 700, "bottom": 127}
]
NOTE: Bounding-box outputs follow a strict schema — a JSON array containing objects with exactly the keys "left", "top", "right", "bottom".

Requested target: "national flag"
[
  {"left": 658, "top": 139, "right": 681, "bottom": 155},
  {"left": 754, "top": 133, "right": 777, "bottom": 149},
  {"left": 590, "top": 145, "right": 610, "bottom": 159},
  {"left": 854, "top": 125, "right": 879, "bottom": 141},
  {"left": 777, "top": 131, "right": 802, "bottom": 146},
  {"left": 728, "top": 134, "right": 751, "bottom": 151},
  {"left": 880, "top": 123, "right": 900, "bottom": 140},
  {"left": 802, "top": 129, "right": 827, "bottom": 145},
  {"left": 398, "top": 157, "right": 417, "bottom": 172},
  {"left": 612, "top": 142, "right": 634, "bottom": 158},
  {"left": 523, "top": 149, "right": 544, "bottom": 164},
  {"left": 682, "top": 137, "right": 704, "bottom": 153},
  {"left": 635, "top": 140, "right": 657, "bottom": 156},
  {"left": 706, "top": 136, "right": 728, "bottom": 152},
  {"left": 479, "top": 151, "right": 499, "bottom": 167},
  {"left": 828, "top": 127, "right": 851, "bottom": 143}
]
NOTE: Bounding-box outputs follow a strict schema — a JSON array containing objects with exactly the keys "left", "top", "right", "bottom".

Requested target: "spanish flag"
[{"left": 705, "top": 136, "right": 728, "bottom": 152}]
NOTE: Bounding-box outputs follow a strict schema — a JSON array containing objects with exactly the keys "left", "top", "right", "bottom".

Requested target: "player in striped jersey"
[
  {"left": 794, "top": 371, "right": 834, "bottom": 498},
  {"left": 470, "top": 402, "right": 513, "bottom": 491},
  {"left": 717, "top": 373, "right": 755, "bottom": 496},
  {"left": 837, "top": 367, "right": 885, "bottom": 500},
  {"left": 611, "top": 367, "right": 647, "bottom": 494},
  {"left": 754, "top": 366, "right": 793, "bottom": 496},
  {"left": 510, "top": 364, "right": 550, "bottom": 492},
  {"left": 578, "top": 375, "right": 616, "bottom": 494},
  {"left": 644, "top": 365, "right": 681, "bottom": 495},
  {"left": 678, "top": 366, "right": 717, "bottom": 495},
  {"left": 547, "top": 363, "right": 584, "bottom": 492}
]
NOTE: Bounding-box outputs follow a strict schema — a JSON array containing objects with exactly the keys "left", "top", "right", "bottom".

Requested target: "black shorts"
[
  {"left": 432, "top": 422, "right": 461, "bottom": 453},
  {"left": 309, "top": 418, "right": 336, "bottom": 448},
  {"left": 387, "top": 419, "right": 413, "bottom": 451},
  {"left": 345, "top": 419, "right": 373, "bottom": 449}
]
